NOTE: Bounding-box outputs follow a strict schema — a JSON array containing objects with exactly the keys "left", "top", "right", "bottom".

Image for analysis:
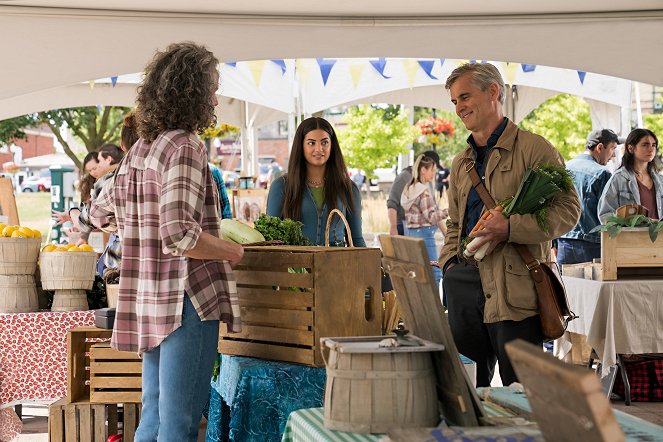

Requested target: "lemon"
[
  {"left": 2, "top": 225, "right": 17, "bottom": 237},
  {"left": 68, "top": 246, "right": 82, "bottom": 252},
  {"left": 0, "top": 223, "right": 6, "bottom": 234},
  {"left": 79, "top": 244, "right": 95, "bottom": 252},
  {"left": 54, "top": 246, "right": 68, "bottom": 252},
  {"left": 31, "top": 229, "right": 42, "bottom": 238},
  {"left": 17, "top": 227, "right": 34, "bottom": 238},
  {"left": 11, "top": 230, "right": 24, "bottom": 238},
  {"left": 65, "top": 243, "right": 78, "bottom": 250},
  {"left": 42, "top": 244, "right": 57, "bottom": 252}
]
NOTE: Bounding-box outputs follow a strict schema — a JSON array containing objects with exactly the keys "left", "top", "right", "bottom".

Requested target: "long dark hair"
[
  {"left": 136, "top": 42, "right": 218, "bottom": 143},
  {"left": 621, "top": 128, "right": 660, "bottom": 175},
  {"left": 282, "top": 117, "right": 355, "bottom": 221}
]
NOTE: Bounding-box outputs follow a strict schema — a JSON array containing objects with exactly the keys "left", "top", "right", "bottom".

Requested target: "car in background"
[{"left": 20, "top": 176, "right": 51, "bottom": 192}]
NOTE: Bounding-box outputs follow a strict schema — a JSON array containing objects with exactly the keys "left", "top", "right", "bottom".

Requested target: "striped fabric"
[
  {"left": 282, "top": 408, "right": 384, "bottom": 442},
  {"left": 89, "top": 129, "right": 241, "bottom": 354}
]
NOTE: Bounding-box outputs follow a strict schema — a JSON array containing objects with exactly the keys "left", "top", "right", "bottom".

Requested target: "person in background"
[
  {"left": 266, "top": 116, "right": 365, "bottom": 246},
  {"left": 387, "top": 150, "right": 442, "bottom": 236},
  {"left": 436, "top": 161, "right": 450, "bottom": 199},
  {"left": 401, "top": 154, "right": 448, "bottom": 288},
  {"left": 89, "top": 41, "right": 243, "bottom": 442},
  {"left": 97, "top": 143, "right": 125, "bottom": 176},
  {"left": 598, "top": 128, "right": 662, "bottom": 222},
  {"left": 557, "top": 129, "right": 622, "bottom": 265},
  {"left": 440, "top": 62, "right": 580, "bottom": 387},
  {"left": 209, "top": 163, "right": 232, "bottom": 219},
  {"left": 52, "top": 151, "right": 100, "bottom": 230}
]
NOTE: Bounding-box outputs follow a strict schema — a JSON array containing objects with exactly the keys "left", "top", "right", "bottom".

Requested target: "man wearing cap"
[
  {"left": 557, "top": 129, "right": 622, "bottom": 265},
  {"left": 387, "top": 150, "right": 442, "bottom": 235}
]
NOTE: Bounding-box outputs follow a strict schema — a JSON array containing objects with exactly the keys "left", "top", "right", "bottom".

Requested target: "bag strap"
[
  {"left": 325, "top": 208, "right": 354, "bottom": 247},
  {"left": 465, "top": 161, "right": 541, "bottom": 271}
]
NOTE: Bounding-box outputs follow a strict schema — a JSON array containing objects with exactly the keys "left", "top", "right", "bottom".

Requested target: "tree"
[
  {"left": 338, "top": 105, "right": 418, "bottom": 178},
  {"left": 0, "top": 106, "right": 130, "bottom": 169},
  {"left": 413, "top": 108, "right": 470, "bottom": 165},
  {"left": 519, "top": 94, "right": 591, "bottom": 160}
]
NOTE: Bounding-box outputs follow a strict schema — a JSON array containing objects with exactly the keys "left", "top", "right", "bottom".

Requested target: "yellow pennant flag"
[
  {"left": 88, "top": 80, "right": 95, "bottom": 89},
  {"left": 349, "top": 63, "right": 366, "bottom": 88},
  {"left": 296, "top": 59, "right": 310, "bottom": 83},
  {"left": 403, "top": 59, "right": 419, "bottom": 88},
  {"left": 503, "top": 62, "right": 519, "bottom": 85},
  {"left": 247, "top": 60, "right": 266, "bottom": 88}
]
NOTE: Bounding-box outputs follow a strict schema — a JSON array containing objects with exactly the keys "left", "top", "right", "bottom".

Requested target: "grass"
[{"left": 15, "top": 191, "right": 52, "bottom": 239}]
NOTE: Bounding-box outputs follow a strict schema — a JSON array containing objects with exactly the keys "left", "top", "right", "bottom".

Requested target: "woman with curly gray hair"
[{"left": 89, "top": 41, "right": 243, "bottom": 441}]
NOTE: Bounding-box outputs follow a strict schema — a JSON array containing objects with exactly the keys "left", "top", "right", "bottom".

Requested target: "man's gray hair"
[{"left": 445, "top": 63, "right": 506, "bottom": 105}]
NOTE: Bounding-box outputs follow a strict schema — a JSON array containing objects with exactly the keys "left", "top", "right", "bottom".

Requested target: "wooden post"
[{"left": 0, "top": 177, "right": 19, "bottom": 225}]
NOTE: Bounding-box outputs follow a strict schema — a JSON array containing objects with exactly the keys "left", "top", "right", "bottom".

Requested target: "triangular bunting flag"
[
  {"left": 225, "top": 62, "right": 237, "bottom": 67},
  {"left": 271, "top": 59, "right": 287, "bottom": 75},
  {"left": 369, "top": 58, "right": 391, "bottom": 79},
  {"left": 88, "top": 80, "right": 95, "bottom": 89},
  {"left": 577, "top": 71, "right": 587, "bottom": 84},
  {"left": 96, "top": 105, "right": 102, "bottom": 112},
  {"left": 110, "top": 76, "right": 118, "bottom": 87},
  {"left": 296, "top": 59, "right": 310, "bottom": 83},
  {"left": 502, "top": 62, "right": 518, "bottom": 85},
  {"left": 403, "top": 59, "right": 419, "bottom": 88},
  {"left": 417, "top": 60, "right": 438, "bottom": 80},
  {"left": 349, "top": 63, "right": 366, "bottom": 88},
  {"left": 521, "top": 64, "right": 537, "bottom": 73},
  {"left": 247, "top": 60, "right": 266, "bottom": 87},
  {"left": 439, "top": 58, "right": 446, "bottom": 67},
  {"left": 316, "top": 58, "right": 337, "bottom": 86}
]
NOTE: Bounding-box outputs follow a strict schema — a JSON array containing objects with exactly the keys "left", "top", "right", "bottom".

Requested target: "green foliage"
[
  {"left": 644, "top": 113, "right": 663, "bottom": 137},
  {"left": 253, "top": 214, "right": 312, "bottom": 246},
  {"left": 413, "top": 108, "right": 470, "bottom": 165},
  {"left": 338, "top": 105, "right": 418, "bottom": 178},
  {"left": 519, "top": 94, "right": 591, "bottom": 161},
  {"left": 590, "top": 215, "right": 663, "bottom": 242},
  {"left": 0, "top": 106, "right": 130, "bottom": 168}
]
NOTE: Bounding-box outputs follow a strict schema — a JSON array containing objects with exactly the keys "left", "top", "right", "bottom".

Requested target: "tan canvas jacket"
[{"left": 439, "top": 120, "right": 580, "bottom": 323}]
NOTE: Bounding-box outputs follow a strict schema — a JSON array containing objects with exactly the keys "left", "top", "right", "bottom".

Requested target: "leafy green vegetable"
[
  {"left": 590, "top": 214, "right": 663, "bottom": 241},
  {"left": 253, "top": 214, "right": 312, "bottom": 246}
]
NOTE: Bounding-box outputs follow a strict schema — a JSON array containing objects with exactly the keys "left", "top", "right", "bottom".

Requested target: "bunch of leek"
[{"left": 464, "top": 163, "right": 573, "bottom": 261}]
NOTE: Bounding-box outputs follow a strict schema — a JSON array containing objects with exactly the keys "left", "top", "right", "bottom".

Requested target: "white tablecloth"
[{"left": 559, "top": 276, "right": 663, "bottom": 376}]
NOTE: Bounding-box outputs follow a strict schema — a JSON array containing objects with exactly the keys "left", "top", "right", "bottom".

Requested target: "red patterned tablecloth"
[{"left": 0, "top": 310, "right": 95, "bottom": 441}]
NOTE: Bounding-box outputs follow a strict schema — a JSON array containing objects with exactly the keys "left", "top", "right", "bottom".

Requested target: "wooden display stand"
[
  {"left": 218, "top": 246, "right": 382, "bottom": 367},
  {"left": 231, "top": 188, "right": 266, "bottom": 223},
  {"left": 48, "top": 398, "right": 140, "bottom": 442},
  {"left": 600, "top": 229, "right": 663, "bottom": 280},
  {"left": 90, "top": 342, "right": 142, "bottom": 403}
]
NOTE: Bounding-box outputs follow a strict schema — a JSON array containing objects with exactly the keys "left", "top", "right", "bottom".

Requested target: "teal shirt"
[{"left": 266, "top": 175, "right": 366, "bottom": 247}]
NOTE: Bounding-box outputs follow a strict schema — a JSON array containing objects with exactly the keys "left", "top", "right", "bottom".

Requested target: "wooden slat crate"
[
  {"left": 219, "top": 246, "right": 382, "bottom": 367},
  {"left": 601, "top": 229, "right": 663, "bottom": 280},
  {"left": 90, "top": 342, "right": 142, "bottom": 403},
  {"left": 67, "top": 327, "right": 113, "bottom": 404},
  {"left": 48, "top": 398, "right": 140, "bottom": 442}
]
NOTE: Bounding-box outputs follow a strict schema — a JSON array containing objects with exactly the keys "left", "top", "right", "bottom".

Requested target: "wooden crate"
[
  {"left": 218, "top": 246, "right": 383, "bottom": 367},
  {"left": 48, "top": 398, "right": 140, "bottom": 442},
  {"left": 601, "top": 229, "right": 663, "bottom": 280},
  {"left": 67, "top": 327, "right": 113, "bottom": 404},
  {"left": 90, "top": 342, "right": 142, "bottom": 403}
]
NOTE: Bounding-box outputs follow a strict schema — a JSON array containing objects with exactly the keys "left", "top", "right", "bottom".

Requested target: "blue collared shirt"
[{"left": 463, "top": 117, "right": 508, "bottom": 236}]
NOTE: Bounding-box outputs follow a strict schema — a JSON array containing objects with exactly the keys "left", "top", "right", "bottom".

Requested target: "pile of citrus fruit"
[
  {"left": 41, "top": 243, "right": 95, "bottom": 253},
  {"left": 0, "top": 223, "right": 42, "bottom": 238}
]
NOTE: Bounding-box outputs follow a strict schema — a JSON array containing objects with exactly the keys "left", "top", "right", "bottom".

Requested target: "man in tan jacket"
[{"left": 439, "top": 63, "right": 580, "bottom": 387}]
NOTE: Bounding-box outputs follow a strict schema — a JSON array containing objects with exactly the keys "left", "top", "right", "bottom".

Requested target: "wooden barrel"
[
  {"left": 0, "top": 237, "right": 42, "bottom": 275},
  {"left": 0, "top": 274, "right": 39, "bottom": 313},
  {"left": 39, "top": 251, "right": 97, "bottom": 291},
  {"left": 106, "top": 284, "right": 119, "bottom": 309},
  {"left": 51, "top": 289, "right": 89, "bottom": 312},
  {"left": 322, "top": 336, "right": 442, "bottom": 434}
]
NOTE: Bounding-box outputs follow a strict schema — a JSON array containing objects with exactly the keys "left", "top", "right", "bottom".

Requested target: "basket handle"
[{"left": 325, "top": 208, "right": 353, "bottom": 247}]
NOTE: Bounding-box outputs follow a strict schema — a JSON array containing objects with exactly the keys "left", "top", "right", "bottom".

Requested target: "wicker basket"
[
  {"left": 0, "top": 274, "right": 39, "bottom": 313},
  {"left": 106, "top": 284, "right": 119, "bottom": 308},
  {"left": 39, "top": 251, "right": 97, "bottom": 290},
  {"left": 0, "top": 237, "right": 42, "bottom": 275}
]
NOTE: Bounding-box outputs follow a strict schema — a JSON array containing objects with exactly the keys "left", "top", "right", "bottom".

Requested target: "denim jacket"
[
  {"left": 266, "top": 175, "right": 366, "bottom": 247},
  {"left": 561, "top": 153, "right": 612, "bottom": 243},
  {"left": 598, "top": 167, "right": 663, "bottom": 223}
]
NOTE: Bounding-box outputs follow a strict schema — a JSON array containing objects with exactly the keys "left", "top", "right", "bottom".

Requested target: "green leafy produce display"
[
  {"left": 590, "top": 215, "right": 663, "bottom": 242},
  {"left": 253, "top": 214, "right": 312, "bottom": 246}
]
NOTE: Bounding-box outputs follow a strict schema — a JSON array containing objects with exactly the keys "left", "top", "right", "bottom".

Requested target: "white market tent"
[{"left": 0, "top": 1, "right": 661, "bottom": 172}]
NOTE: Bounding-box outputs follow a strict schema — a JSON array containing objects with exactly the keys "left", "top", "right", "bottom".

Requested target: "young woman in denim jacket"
[
  {"left": 598, "top": 128, "right": 662, "bottom": 222},
  {"left": 267, "top": 117, "right": 365, "bottom": 246}
]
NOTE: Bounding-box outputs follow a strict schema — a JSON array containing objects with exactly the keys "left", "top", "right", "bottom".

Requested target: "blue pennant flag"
[
  {"left": 270, "top": 59, "right": 287, "bottom": 75},
  {"left": 417, "top": 60, "right": 438, "bottom": 80},
  {"left": 369, "top": 58, "right": 390, "bottom": 79},
  {"left": 110, "top": 76, "right": 118, "bottom": 87},
  {"left": 439, "top": 58, "right": 446, "bottom": 67},
  {"left": 316, "top": 58, "right": 337, "bottom": 86},
  {"left": 521, "top": 64, "right": 537, "bottom": 73},
  {"left": 225, "top": 62, "right": 237, "bottom": 67},
  {"left": 96, "top": 105, "right": 102, "bottom": 112},
  {"left": 577, "top": 71, "right": 587, "bottom": 84}
]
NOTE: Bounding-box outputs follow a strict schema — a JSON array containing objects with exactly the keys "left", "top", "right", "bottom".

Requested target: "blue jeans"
[
  {"left": 135, "top": 294, "right": 219, "bottom": 442},
  {"left": 556, "top": 238, "right": 601, "bottom": 266},
  {"left": 405, "top": 225, "right": 442, "bottom": 289}
]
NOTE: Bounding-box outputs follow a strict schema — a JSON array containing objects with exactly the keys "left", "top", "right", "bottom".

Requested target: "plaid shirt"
[
  {"left": 402, "top": 183, "right": 446, "bottom": 228},
  {"left": 89, "top": 130, "right": 241, "bottom": 354}
]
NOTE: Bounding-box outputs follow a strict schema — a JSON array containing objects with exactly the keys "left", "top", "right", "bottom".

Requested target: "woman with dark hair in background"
[
  {"left": 266, "top": 116, "right": 365, "bottom": 246},
  {"left": 89, "top": 42, "right": 242, "bottom": 442},
  {"left": 52, "top": 151, "right": 100, "bottom": 233},
  {"left": 599, "top": 128, "right": 662, "bottom": 222}
]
